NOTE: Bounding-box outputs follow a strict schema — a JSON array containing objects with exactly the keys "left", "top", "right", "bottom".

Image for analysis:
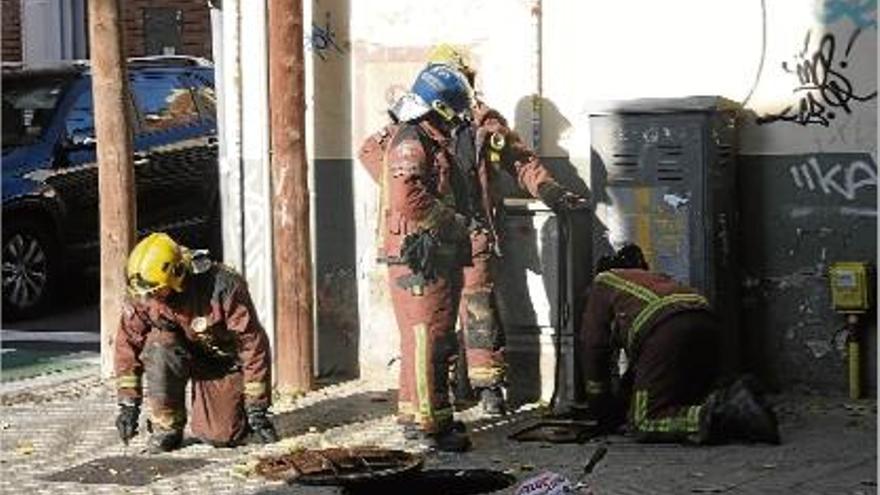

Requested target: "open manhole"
[
  {"left": 41, "top": 456, "right": 211, "bottom": 486},
  {"left": 255, "top": 448, "right": 514, "bottom": 494}
]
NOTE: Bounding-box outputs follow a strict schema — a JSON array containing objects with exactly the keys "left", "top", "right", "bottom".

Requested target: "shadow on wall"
[
  {"left": 492, "top": 96, "right": 609, "bottom": 407},
  {"left": 309, "top": 0, "right": 359, "bottom": 381}
]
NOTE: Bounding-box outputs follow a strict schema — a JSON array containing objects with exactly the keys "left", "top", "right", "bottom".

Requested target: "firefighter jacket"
[
  {"left": 382, "top": 120, "right": 467, "bottom": 260},
  {"left": 464, "top": 101, "right": 562, "bottom": 249},
  {"left": 365, "top": 100, "right": 564, "bottom": 260},
  {"left": 115, "top": 263, "right": 272, "bottom": 409},
  {"left": 580, "top": 269, "right": 710, "bottom": 400}
]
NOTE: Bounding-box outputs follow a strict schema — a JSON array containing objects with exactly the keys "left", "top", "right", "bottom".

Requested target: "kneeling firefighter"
[
  {"left": 580, "top": 244, "right": 780, "bottom": 445},
  {"left": 114, "top": 233, "right": 279, "bottom": 452}
]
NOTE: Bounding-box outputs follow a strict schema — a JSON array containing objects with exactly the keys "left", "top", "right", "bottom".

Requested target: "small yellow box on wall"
[{"left": 828, "top": 262, "right": 872, "bottom": 314}]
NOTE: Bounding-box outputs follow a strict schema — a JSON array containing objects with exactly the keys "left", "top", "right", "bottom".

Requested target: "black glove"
[
  {"left": 116, "top": 401, "right": 141, "bottom": 445},
  {"left": 400, "top": 231, "right": 439, "bottom": 282},
  {"left": 537, "top": 182, "right": 588, "bottom": 213},
  {"left": 246, "top": 406, "right": 279, "bottom": 443}
]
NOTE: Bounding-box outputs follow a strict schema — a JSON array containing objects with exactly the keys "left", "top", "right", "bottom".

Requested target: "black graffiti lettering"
[{"left": 757, "top": 31, "right": 877, "bottom": 127}]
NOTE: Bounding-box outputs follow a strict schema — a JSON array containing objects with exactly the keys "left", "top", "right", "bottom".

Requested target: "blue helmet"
[{"left": 407, "top": 64, "right": 473, "bottom": 122}]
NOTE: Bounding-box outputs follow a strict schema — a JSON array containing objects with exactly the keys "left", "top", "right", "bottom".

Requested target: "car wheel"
[{"left": 2, "top": 219, "right": 59, "bottom": 321}]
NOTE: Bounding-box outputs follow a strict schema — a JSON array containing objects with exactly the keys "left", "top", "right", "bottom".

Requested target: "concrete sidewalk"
[{"left": 0, "top": 370, "right": 876, "bottom": 494}]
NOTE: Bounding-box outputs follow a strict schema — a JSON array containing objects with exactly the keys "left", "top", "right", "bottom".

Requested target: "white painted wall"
[
  {"left": 220, "top": 0, "right": 875, "bottom": 380},
  {"left": 342, "top": 0, "right": 877, "bottom": 377},
  {"left": 217, "top": 0, "right": 275, "bottom": 353}
]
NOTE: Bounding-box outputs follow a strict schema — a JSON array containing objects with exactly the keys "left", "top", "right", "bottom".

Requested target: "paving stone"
[{"left": 0, "top": 372, "right": 875, "bottom": 494}]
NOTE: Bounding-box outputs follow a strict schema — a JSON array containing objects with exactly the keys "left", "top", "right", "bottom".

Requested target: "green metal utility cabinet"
[{"left": 589, "top": 96, "right": 741, "bottom": 374}]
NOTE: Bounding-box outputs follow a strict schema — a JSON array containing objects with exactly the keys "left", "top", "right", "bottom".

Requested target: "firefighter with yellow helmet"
[
  {"left": 114, "top": 233, "right": 278, "bottom": 452},
  {"left": 359, "top": 44, "right": 586, "bottom": 417}
]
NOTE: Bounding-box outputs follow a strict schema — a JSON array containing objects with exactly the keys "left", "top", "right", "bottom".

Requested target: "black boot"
[
  {"left": 403, "top": 420, "right": 466, "bottom": 440},
  {"left": 428, "top": 423, "right": 472, "bottom": 452},
  {"left": 406, "top": 422, "right": 471, "bottom": 452},
  {"left": 148, "top": 429, "right": 183, "bottom": 453},
  {"left": 478, "top": 386, "right": 507, "bottom": 416},
  {"left": 701, "top": 377, "right": 780, "bottom": 445}
]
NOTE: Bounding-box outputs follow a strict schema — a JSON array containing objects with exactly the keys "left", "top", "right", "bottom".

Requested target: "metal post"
[
  {"left": 268, "top": 0, "right": 315, "bottom": 396},
  {"left": 88, "top": 0, "right": 136, "bottom": 378}
]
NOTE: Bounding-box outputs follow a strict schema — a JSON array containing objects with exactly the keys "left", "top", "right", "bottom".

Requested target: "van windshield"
[{"left": 2, "top": 76, "right": 71, "bottom": 151}]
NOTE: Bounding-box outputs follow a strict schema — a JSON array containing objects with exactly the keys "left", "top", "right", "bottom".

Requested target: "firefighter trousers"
[
  {"left": 629, "top": 310, "right": 720, "bottom": 443},
  {"left": 389, "top": 264, "right": 462, "bottom": 433},
  {"left": 457, "top": 230, "right": 505, "bottom": 389},
  {"left": 141, "top": 330, "right": 248, "bottom": 446}
]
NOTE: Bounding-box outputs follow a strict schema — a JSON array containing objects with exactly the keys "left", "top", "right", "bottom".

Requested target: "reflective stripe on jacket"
[{"left": 579, "top": 269, "right": 710, "bottom": 396}]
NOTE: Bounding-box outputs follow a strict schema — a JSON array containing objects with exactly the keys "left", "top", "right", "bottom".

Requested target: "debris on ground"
[
  {"left": 15, "top": 440, "right": 34, "bottom": 455},
  {"left": 514, "top": 471, "right": 577, "bottom": 495}
]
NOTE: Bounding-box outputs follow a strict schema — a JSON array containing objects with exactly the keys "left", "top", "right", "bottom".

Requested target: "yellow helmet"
[
  {"left": 427, "top": 44, "right": 476, "bottom": 84},
  {"left": 126, "top": 233, "right": 189, "bottom": 296}
]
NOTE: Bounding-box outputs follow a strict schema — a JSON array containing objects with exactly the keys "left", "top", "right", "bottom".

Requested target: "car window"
[
  {"left": 64, "top": 89, "right": 95, "bottom": 139},
  {"left": 131, "top": 72, "right": 199, "bottom": 133},
  {"left": 2, "top": 76, "right": 70, "bottom": 149}
]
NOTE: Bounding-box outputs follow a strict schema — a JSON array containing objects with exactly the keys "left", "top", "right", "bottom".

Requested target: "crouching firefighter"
[
  {"left": 579, "top": 244, "right": 780, "bottom": 445},
  {"left": 114, "top": 233, "right": 279, "bottom": 453}
]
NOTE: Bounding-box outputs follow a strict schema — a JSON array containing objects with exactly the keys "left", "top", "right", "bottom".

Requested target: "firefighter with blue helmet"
[
  {"left": 358, "top": 46, "right": 586, "bottom": 425},
  {"left": 379, "top": 64, "right": 475, "bottom": 451}
]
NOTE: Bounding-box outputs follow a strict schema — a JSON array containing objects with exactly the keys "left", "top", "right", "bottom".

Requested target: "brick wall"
[
  {"left": 1, "top": 0, "right": 211, "bottom": 63},
  {"left": 122, "top": 0, "right": 212, "bottom": 59},
  {"left": 3, "top": 0, "right": 22, "bottom": 62}
]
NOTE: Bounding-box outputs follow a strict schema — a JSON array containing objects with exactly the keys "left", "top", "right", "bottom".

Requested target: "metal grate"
[{"left": 657, "top": 143, "right": 685, "bottom": 182}]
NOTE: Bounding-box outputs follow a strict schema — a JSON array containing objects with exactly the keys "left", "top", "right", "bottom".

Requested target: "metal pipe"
[
  {"left": 530, "top": 0, "right": 543, "bottom": 152},
  {"left": 846, "top": 314, "right": 862, "bottom": 400}
]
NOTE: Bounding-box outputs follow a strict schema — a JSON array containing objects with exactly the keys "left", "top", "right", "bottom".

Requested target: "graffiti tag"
[
  {"left": 757, "top": 30, "right": 877, "bottom": 127},
  {"left": 789, "top": 157, "right": 877, "bottom": 200},
  {"left": 816, "top": 0, "right": 877, "bottom": 29},
  {"left": 307, "top": 12, "right": 346, "bottom": 61}
]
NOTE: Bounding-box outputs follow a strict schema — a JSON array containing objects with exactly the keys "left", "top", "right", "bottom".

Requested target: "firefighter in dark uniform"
[
  {"left": 379, "top": 64, "right": 476, "bottom": 452},
  {"left": 426, "top": 44, "right": 585, "bottom": 416},
  {"left": 580, "top": 244, "right": 780, "bottom": 444},
  {"left": 114, "top": 233, "right": 279, "bottom": 453},
  {"left": 359, "top": 44, "right": 584, "bottom": 417}
]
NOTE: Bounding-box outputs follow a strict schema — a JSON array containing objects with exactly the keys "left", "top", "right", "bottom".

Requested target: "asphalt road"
[{"left": 1, "top": 283, "right": 100, "bottom": 382}]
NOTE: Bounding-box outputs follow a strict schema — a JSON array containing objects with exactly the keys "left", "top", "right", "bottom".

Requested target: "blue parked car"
[{"left": 2, "top": 56, "right": 221, "bottom": 319}]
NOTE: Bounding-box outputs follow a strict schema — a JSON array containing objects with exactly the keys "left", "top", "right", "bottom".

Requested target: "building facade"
[{"left": 2, "top": 0, "right": 211, "bottom": 64}]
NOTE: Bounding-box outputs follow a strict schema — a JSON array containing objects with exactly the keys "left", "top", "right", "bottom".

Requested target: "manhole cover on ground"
[
  {"left": 41, "top": 455, "right": 211, "bottom": 486},
  {"left": 255, "top": 447, "right": 423, "bottom": 485}
]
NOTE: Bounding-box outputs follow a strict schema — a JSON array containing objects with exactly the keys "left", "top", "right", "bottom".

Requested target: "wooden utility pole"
[
  {"left": 88, "top": 0, "right": 136, "bottom": 378},
  {"left": 268, "top": 0, "right": 315, "bottom": 395}
]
